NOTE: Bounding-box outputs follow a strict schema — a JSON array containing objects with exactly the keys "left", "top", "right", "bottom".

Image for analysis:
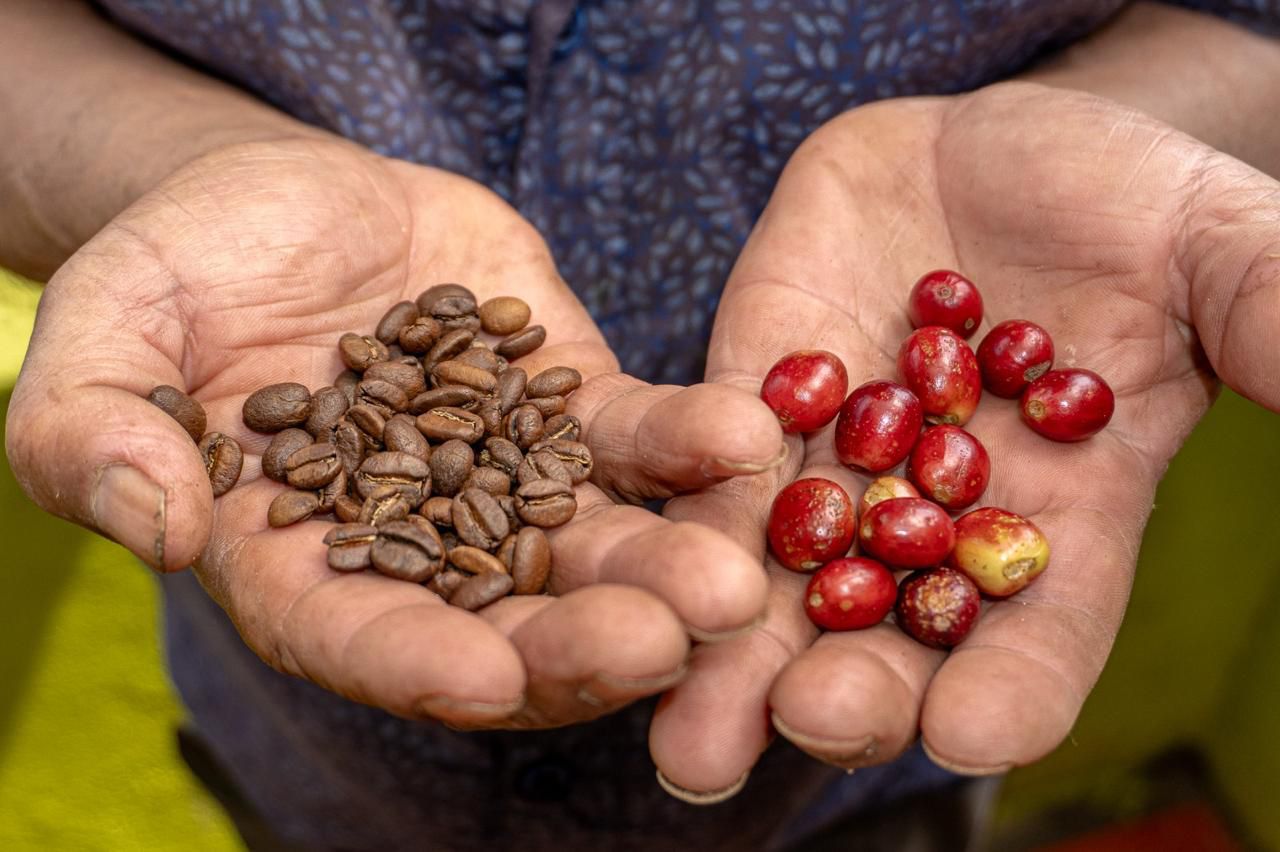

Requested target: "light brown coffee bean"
[
  {"left": 357, "top": 378, "right": 409, "bottom": 416},
  {"left": 475, "top": 398, "right": 504, "bottom": 437},
  {"left": 370, "top": 519, "right": 445, "bottom": 582},
  {"left": 514, "top": 479, "right": 577, "bottom": 528},
  {"left": 423, "top": 329, "right": 475, "bottom": 370},
  {"left": 338, "top": 333, "right": 389, "bottom": 371},
  {"left": 464, "top": 466, "right": 511, "bottom": 496},
  {"left": 422, "top": 496, "right": 455, "bottom": 527},
  {"left": 494, "top": 325, "right": 545, "bottom": 359},
  {"left": 375, "top": 300, "right": 420, "bottom": 344},
  {"left": 317, "top": 469, "right": 347, "bottom": 513},
  {"left": 243, "top": 382, "right": 311, "bottom": 432},
  {"left": 147, "top": 385, "right": 206, "bottom": 442},
  {"left": 526, "top": 395, "right": 566, "bottom": 418},
  {"left": 432, "top": 360, "right": 498, "bottom": 394},
  {"left": 409, "top": 385, "right": 481, "bottom": 414},
  {"left": 346, "top": 405, "right": 387, "bottom": 445},
  {"left": 542, "top": 414, "right": 581, "bottom": 442},
  {"left": 427, "top": 568, "right": 467, "bottom": 600},
  {"left": 267, "top": 489, "right": 320, "bottom": 528},
  {"left": 448, "top": 546, "right": 508, "bottom": 576},
  {"left": 324, "top": 523, "right": 377, "bottom": 572},
  {"left": 496, "top": 535, "right": 517, "bottom": 570},
  {"left": 516, "top": 448, "right": 573, "bottom": 486},
  {"left": 526, "top": 366, "right": 582, "bottom": 399},
  {"left": 334, "top": 493, "right": 362, "bottom": 523},
  {"left": 512, "top": 527, "right": 552, "bottom": 595},
  {"left": 454, "top": 345, "right": 504, "bottom": 376},
  {"left": 383, "top": 413, "right": 431, "bottom": 463},
  {"left": 358, "top": 485, "right": 413, "bottom": 526},
  {"left": 450, "top": 570, "right": 514, "bottom": 611},
  {"left": 285, "top": 443, "right": 342, "bottom": 490},
  {"left": 495, "top": 494, "right": 520, "bottom": 531},
  {"left": 503, "top": 404, "right": 544, "bottom": 450},
  {"left": 428, "top": 439, "right": 474, "bottom": 497},
  {"left": 528, "top": 439, "right": 593, "bottom": 484},
  {"left": 262, "top": 428, "right": 313, "bottom": 483},
  {"left": 478, "top": 296, "right": 531, "bottom": 336},
  {"left": 305, "top": 386, "right": 349, "bottom": 438},
  {"left": 198, "top": 432, "right": 243, "bottom": 496},
  {"left": 355, "top": 451, "right": 431, "bottom": 506},
  {"left": 479, "top": 437, "right": 523, "bottom": 477},
  {"left": 398, "top": 316, "right": 442, "bottom": 354},
  {"left": 493, "top": 367, "right": 527, "bottom": 415},
  {"left": 417, "top": 406, "right": 485, "bottom": 443},
  {"left": 452, "top": 488, "right": 510, "bottom": 550},
  {"left": 363, "top": 360, "right": 427, "bottom": 399}
]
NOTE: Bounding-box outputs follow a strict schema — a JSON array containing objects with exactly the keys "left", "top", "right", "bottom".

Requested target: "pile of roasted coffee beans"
[
  {"left": 147, "top": 284, "right": 594, "bottom": 611},
  {"left": 761, "top": 269, "right": 1113, "bottom": 648}
]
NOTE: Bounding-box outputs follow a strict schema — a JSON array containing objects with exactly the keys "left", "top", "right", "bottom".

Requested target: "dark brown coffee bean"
[
  {"left": 479, "top": 437, "right": 523, "bottom": 477},
  {"left": 338, "top": 333, "right": 389, "bottom": 371},
  {"left": 478, "top": 296, "right": 531, "bottom": 336},
  {"left": 398, "top": 316, "right": 443, "bottom": 354},
  {"left": 454, "top": 346, "right": 504, "bottom": 376},
  {"left": 375, "top": 300, "right": 420, "bottom": 344},
  {"left": 495, "top": 494, "right": 520, "bottom": 531},
  {"left": 305, "top": 386, "right": 349, "bottom": 438},
  {"left": 432, "top": 360, "right": 498, "bottom": 394},
  {"left": 324, "top": 523, "right": 377, "bottom": 572},
  {"left": 355, "top": 451, "right": 431, "bottom": 506},
  {"left": 383, "top": 414, "right": 431, "bottom": 463},
  {"left": 423, "top": 329, "right": 475, "bottom": 370},
  {"left": 526, "top": 366, "right": 582, "bottom": 399},
  {"left": 346, "top": 404, "right": 386, "bottom": 446},
  {"left": 427, "top": 568, "right": 467, "bottom": 600},
  {"left": 357, "top": 378, "right": 409, "bottom": 416},
  {"left": 387, "top": 344, "right": 406, "bottom": 359},
  {"left": 417, "top": 406, "right": 485, "bottom": 443},
  {"left": 494, "top": 325, "right": 546, "bottom": 359},
  {"left": 512, "top": 527, "right": 552, "bottom": 595},
  {"left": 422, "top": 496, "right": 455, "bottom": 528},
  {"left": 262, "top": 428, "right": 313, "bottom": 483},
  {"left": 441, "top": 530, "right": 461, "bottom": 551},
  {"left": 285, "top": 443, "right": 342, "bottom": 490},
  {"left": 358, "top": 485, "right": 413, "bottom": 526},
  {"left": 334, "top": 420, "right": 368, "bottom": 477},
  {"left": 450, "top": 570, "right": 514, "bottom": 611},
  {"left": 526, "top": 395, "right": 567, "bottom": 418},
  {"left": 452, "top": 488, "right": 510, "bottom": 550},
  {"left": 317, "top": 469, "right": 347, "bottom": 513},
  {"left": 363, "top": 360, "right": 427, "bottom": 399},
  {"left": 475, "top": 398, "right": 504, "bottom": 437},
  {"left": 542, "top": 414, "right": 581, "bottom": 442},
  {"left": 493, "top": 367, "right": 527, "bottom": 415},
  {"left": 503, "top": 404, "right": 545, "bottom": 450},
  {"left": 409, "top": 385, "right": 481, "bottom": 414},
  {"left": 198, "top": 432, "right": 243, "bottom": 496},
  {"left": 514, "top": 479, "right": 577, "bottom": 528},
  {"left": 417, "top": 283, "right": 477, "bottom": 314},
  {"left": 147, "top": 385, "right": 206, "bottom": 442},
  {"left": 267, "top": 489, "right": 320, "bottom": 528},
  {"left": 429, "top": 439, "right": 474, "bottom": 497},
  {"left": 334, "top": 370, "right": 361, "bottom": 407},
  {"left": 464, "top": 466, "right": 511, "bottom": 497},
  {"left": 529, "top": 439, "right": 593, "bottom": 484},
  {"left": 243, "top": 382, "right": 311, "bottom": 432},
  {"left": 370, "top": 519, "right": 445, "bottom": 582},
  {"left": 496, "top": 535, "right": 517, "bottom": 570},
  {"left": 448, "top": 546, "right": 509, "bottom": 576},
  {"left": 428, "top": 291, "right": 480, "bottom": 325},
  {"left": 334, "top": 493, "right": 362, "bottom": 523},
  {"left": 516, "top": 448, "right": 573, "bottom": 486}
]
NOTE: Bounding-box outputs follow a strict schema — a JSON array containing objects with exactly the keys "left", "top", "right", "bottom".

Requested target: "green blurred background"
[{"left": 1, "top": 264, "right": 1278, "bottom": 850}]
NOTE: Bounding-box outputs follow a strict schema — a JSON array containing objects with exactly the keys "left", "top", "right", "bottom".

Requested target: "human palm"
[{"left": 651, "top": 83, "right": 1280, "bottom": 793}]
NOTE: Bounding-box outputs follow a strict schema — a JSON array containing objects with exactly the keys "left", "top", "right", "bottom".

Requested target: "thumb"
[{"left": 5, "top": 247, "right": 213, "bottom": 571}]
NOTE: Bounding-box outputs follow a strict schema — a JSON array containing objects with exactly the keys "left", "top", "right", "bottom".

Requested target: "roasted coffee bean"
[
  {"left": 452, "top": 488, "right": 510, "bottom": 550},
  {"left": 268, "top": 489, "right": 320, "bottom": 528},
  {"left": 526, "top": 395, "right": 566, "bottom": 418},
  {"left": 454, "top": 346, "right": 504, "bottom": 376},
  {"left": 334, "top": 420, "right": 368, "bottom": 477},
  {"left": 386, "top": 343, "right": 406, "bottom": 359},
  {"left": 496, "top": 535, "right": 517, "bottom": 570},
  {"left": 448, "top": 546, "right": 508, "bottom": 576},
  {"left": 529, "top": 439, "right": 593, "bottom": 484},
  {"left": 358, "top": 485, "right": 413, "bottom": 526},
  {"left": 432, "top": 360, "right": 497, "bottom": 394},
  {"left": 363, "top": 360, "right": 427, "bottom": 399},
  {"left": 478, "top": 296, "right": 531, "bottom": 336},
  {"left": 334, "top": 370, "right": 361, "bottom": 407},
  {"left": 418, "top": 406, "right": 485, "bottom": 443},
  {"left": 357, "top": 378, "right": 409, "bottom": 416},
  {"left": 370, "top": 520, "right": 445, "bottom": 582},
  {"left": 441, "top": 530, "right": 461, "bottom": 552},
  {"left": 475, "top": 398, "right": 504, "bottom": 437},
  {"left": 494, "top": 324, "right": 545, "bottom": 359},
  {"left": 451, "top": 570, "right": 514, "bottom": 611},
  {"left": 427, "top": 568, "right": 467, "bottom": 600},
  {"left": 479, "top": 437, "right": 523, "bottom": 477},
  {"left": 526, "top": 366, "right": 582, "bottom": 399},
  {"left": 317, "top": 469, "right": 347, "bottom": 513},
  {"left": 516, "top": 448, "right": 573, "bottom": 486},
  {"left": 423, "top": 329, "right": 475, "bottom": 370},
  {"left": 262, "top": 428, "right": 313, "bottom": 483},
  {"left": 285, "top": 443, "right": 342, "bottom": 490},
  {"left": 375, "top": 300, "right": 420, "bottom": 344},
  {"left": 503, "top": 404, "right": 544, "bottom": 450},
  {"left": 512, "top": 527, "right": 552, "bottom": 594},
  {"left": 338, "top": 333, "right": 389, "bottom": 371},
  {"left": 355, "top": 451, "right": 431, "bottom": 506},
  {"left": 243, "top": 382, "right": 311, "bottom": 432},
  {"left": 334, "top": 493, "right": 362, "bottom": 523},
  {"left": 324, "top": 523, "right": 377, "bottom": 572},
  {"left": 464, "top": 466, "right": 511, "bottom": 496},
  {"left": 383, "top": 413, "right": 431, "bottom": 463},
  {"left": 398, "top": 316, "right": 442, "bottom": 353},
  {"left": 429, "top": 439, "right": 474, "bottom": 497},
  {"left": 542, "top": 414, "right": 581, "bottom": 442},
  {"left": 147, "top": 385, "right": 206, "bottom": 442},
  {"left": 346, "top": 404, "right": 387, "bottom": 445},
  {"left": 422, "top": 496, "right": 455, "bottom": 528},
  {"left": 198, "top": 432, "right": 243, "bottom": 496},
  {"left": 409, "top": 385, "right": 481, "bottom": 414},
  {"left": 417, "top": 283, "right": 477, "bottom": 314},
  {"left": 495, "top": 494, "right": 520, "bottom": 531},
  {"left": 305, "top": 386, "right": 349, "bottom": 438},
  {"left": 514, "top": 478, "right": 577, "bottom": 528},
  {"left": 493, "top": 367, "right": 527, "bottom": 415}
]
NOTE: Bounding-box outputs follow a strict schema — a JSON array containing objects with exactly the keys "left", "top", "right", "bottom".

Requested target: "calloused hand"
[
  {"left": 647, "top": 83, "right": 1280, "bottom": 796},
  {"left": 5, "top": 137, "right": 783, "bottom": 730}
]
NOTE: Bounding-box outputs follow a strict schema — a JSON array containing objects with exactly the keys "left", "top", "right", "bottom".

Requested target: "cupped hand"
[
  {"left": 649, "top": 82, "right": 1280, "bottom": 796},
  {"left": 5, "top": 137, "right": 782, "bottom": 729}
]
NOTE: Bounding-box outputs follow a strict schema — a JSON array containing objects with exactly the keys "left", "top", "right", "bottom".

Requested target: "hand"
[
  {"left": 647, "top": 82, "right": 1280, "bottom": 795},
  {"left": 5, "top": 137, "right": 782, "bottom": 729}
]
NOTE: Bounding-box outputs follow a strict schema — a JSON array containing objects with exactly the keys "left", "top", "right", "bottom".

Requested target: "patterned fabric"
[{"left": 94, "top": 1, "right": 1279, "bottom": 849}]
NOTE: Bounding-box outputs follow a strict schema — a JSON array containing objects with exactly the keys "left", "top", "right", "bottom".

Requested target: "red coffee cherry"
[
  {"left": 1020, "top": 368, "right": 1114, "bottom": 441},
  {"left": 976, "top": 320, "right": 1054, "bottom": 398},
  {"left": 767, "top": 478, "right": 857, "bottom": 572},
  {"left": 907, "top": 270, "right": 984, "bottom": 339},
  {"left": 895, "top": 567, "right": 981, "bottom": 649},
  {"left": 897, "top": 327, "right": 982, "bottom": 426},
  {"left": 907, "top": 425, "right": 990, "bottom": 512},
  {"left": 760, "top": 350, "right": 849, "bottom": 434},
  {"left": 834, "top": 380, "right": 923, "bottom": 473},
  {"left": 804, "top": 557, "right": 898, "bottom": 631},
  {"left": 857, "top": 497, "right": 955, "bottom": 568},
  {"left": 948, "top": 507, "right": 1050, "bottom": 597},
  {"left": 857, "top": 475, "right": 919, "bottom": 522}
]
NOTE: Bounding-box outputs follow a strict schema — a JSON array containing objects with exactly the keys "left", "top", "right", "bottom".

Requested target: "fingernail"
[
  {"left": 687, "top": 611, "right": 766, "bottom": 644},
  {"left": 417, "top": 694, "right": 525, "bottom": 722},
  {"left": 91, "top": 463, "right": 166, "bottom": 569},
  {"left": 771, "top": 712, "right": 879, "bottom": 770},
  {"left": 655, "top": 768, "right": 750, "bottom": 805},
  {"left": 921, "top": 740, "right": 1012, "bottom": 777},
  {"left": 703, "top": 444, "right": 789, "bottom": 477},
  {"left": 586, "top": 661, "right": 690, "bottom": 699}
]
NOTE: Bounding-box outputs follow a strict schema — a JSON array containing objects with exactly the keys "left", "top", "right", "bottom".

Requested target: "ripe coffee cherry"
[
  {"left": 761, "top": 350, "right": 849, "bottom": 433},
  {"left": 976, "top": 320, "right": 1054, "bottom": 398},
  {"left": 1020, "top": 368, "right": 1114, "bottom": 441},
  {"left": 767, "top": 478, "right": 856, "bottom": 572},
  {"left": 907, "top": 425, "right": 990, "bottom": 512},
  {"left": 948, "top": 507, "right": 1050, "bottom": 597},
  {"left": 834, "top": 380, "right": 923, "bottom": 473},
  {"left": 804, "top": 557, "right": 897, "bottom": 631},
  {"left": 897, "top": 327, "right": 982, "bottom": 426},
  {"left": 857, "top": 476, "right": 919, "bottom": 522},
  {"left": 857, "top": 497, "right": 955, "bottom": 568},
  {"left": 895, "top": 567, "right": 981, "bottom": 649},
  {"left": 907, "top": 270, "right": 984, "bottom": 339}
]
